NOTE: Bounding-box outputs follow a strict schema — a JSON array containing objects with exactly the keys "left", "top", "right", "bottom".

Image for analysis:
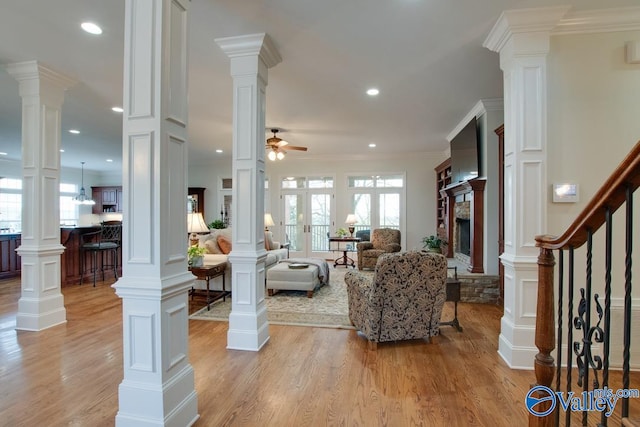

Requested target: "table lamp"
[
  {"left": 264, "top": 213, "right": 275, "bottom": 231},
  {"left": 188, "top": 212, "right": 209, "bottom": 246},
  {"left": 345, "top": 214, "right": 357, "bottom": 237}
]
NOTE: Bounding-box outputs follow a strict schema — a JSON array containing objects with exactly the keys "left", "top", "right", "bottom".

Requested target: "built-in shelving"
[{"left": 435, "top": 158, "right": 452, "bottom": 230}]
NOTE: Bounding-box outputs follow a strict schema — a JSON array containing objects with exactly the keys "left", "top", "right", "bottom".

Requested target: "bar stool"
[{"left": 80, "top": 221, "right": 122, "bottom": 286}]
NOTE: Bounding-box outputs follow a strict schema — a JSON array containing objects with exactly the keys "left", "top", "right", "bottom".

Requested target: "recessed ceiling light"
[
  {"left": 106, "top": 159, "right": 113, "bottom": 162},
  {"left": 366, "top": 88, "right": 379, "bottom": 96},
  {"left": 81, "top": 22, "right": 103, "bottom": 35},
  {"left": 0, "top": 152, "right": 7, "bottom": 156},
  {"left": 60, "top": 149, "right": 65, "bottom": 153},
  {"left": 368, "top": 143, "right": 376, "bottom": 148},
  {"left": 215, "top": 149, "right": 223, "bottom": 153},
  {"left": 111, "top": 107, "right": 123, "bottom": 113},
  {"left": 69, "top": 129, "right": 80, "bottom": 134}
]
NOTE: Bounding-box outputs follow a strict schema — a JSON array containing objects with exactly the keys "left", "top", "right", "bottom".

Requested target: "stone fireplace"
[{"left": 442, "top": 178, "right": 485, "bottom": 273}]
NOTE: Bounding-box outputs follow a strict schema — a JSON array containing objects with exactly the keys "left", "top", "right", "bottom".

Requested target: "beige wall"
[
  {"left": 548, "top": 30, "right": 640, "bottom": 233},
  {"left": 547, "top": 30, "right": 640, "bottom": 367}
]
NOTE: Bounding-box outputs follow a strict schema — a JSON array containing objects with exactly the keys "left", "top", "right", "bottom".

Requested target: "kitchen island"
[{"left": 0, "top": 226, "right": 122, "bottom": 286}]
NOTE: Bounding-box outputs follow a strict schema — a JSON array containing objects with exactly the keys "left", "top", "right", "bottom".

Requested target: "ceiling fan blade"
[{"left": 281, "top": 145, "right": 307, "bottom": 151}]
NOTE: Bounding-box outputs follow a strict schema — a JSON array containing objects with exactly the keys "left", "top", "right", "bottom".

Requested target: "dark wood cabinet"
[
  {"left": 0, "top": 233, "right": 21, "bottom": 279},
  {"left": 188, "top": 187, "right": 206, "bottom": 218},
  {"left": 92, "top": 186, "right": 123, "bottom": 214}
]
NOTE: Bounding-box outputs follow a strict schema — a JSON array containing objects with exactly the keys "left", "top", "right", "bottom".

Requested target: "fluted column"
[
  {"left": 6, "top": 61, "right": 75, "bottom": 331},
  {"left": 216, "top": 33, "right": 281, "bottom": 351},
  {"left": 484, "top": 6, "right": 570, "bottom": 368},
  {"left": 112, "top": 0, "right": 198, "bottom": 425}
]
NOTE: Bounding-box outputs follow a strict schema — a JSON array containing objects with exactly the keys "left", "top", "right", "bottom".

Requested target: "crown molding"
[
  {"left": 483, "top": 6, "right": 571, "bottom": 52},
  {"left": 4, "top": 60, "right": 76, "bottom": 89},
  {"left": 215, "top": 33, "right": 282, "bottom": 68},
  {"left": 485, "top": 6, "right": 640, "bottom": 53},
  {"left": 554, "top": 7, "right": 640, "bottom": 35}
]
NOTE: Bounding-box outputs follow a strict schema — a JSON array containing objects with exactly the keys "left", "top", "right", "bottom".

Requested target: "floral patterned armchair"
[
  {"left": 356, "top": 228, "right": 401, "bottom": 270},
  {"left": 345, "top": 250, "right": 447, "bottom": 348}
]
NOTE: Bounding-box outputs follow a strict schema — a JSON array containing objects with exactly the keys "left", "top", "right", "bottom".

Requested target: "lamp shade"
[
  {"left": 264, "top": 213, "right": 275, "bottom": 228},
  {"left": 344, "top": 214, "right": 357, "bottom": 225},
  {"left": 187, "top": 212, "right": 209, "bottom": 233}
]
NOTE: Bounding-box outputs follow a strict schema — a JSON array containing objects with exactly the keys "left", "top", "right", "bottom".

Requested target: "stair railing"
[{"left": 530, "top": 141, "right": 640, "bottom": 427}]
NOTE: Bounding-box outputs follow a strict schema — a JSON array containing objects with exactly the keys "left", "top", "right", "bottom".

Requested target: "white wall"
[{"left": 188, "top": 152, "right": 447, "bottom": 252}]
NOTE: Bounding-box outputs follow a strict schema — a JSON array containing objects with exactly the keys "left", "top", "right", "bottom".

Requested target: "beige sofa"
[{"left": 195, "top": 228, "right": 288, "bottom": 291}]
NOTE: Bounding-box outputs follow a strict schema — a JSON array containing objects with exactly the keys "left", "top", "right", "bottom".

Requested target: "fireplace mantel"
[{"left": 441, "top": 177, "right": 486, "bottom": 273}]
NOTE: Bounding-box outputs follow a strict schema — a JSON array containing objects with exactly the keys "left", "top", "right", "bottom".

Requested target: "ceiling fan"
[{"left": 266, "top": 128, "right": 307, "bottom": 160}]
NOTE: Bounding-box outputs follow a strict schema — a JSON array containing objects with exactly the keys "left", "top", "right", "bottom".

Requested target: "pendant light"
[{"left": 73, "top": 162, "right": 95, "bottom": 205}]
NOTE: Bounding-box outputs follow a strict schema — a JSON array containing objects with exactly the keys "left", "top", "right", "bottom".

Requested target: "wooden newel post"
[{"left": 530, "top": 247, "right": 557, "bottom": 427}]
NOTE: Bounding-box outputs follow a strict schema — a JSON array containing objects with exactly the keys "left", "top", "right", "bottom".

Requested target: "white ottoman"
[{"left": 267, "top": 262, "right": 321, "bottom": 298}]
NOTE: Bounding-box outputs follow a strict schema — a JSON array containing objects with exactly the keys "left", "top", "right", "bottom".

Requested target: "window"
[
  {"left": 0, "top": 178, "right": 22, "bottom": 233},
  {"left": 0, "top": 178, "right": 80, "bottom": 232},
  {"left": 348, "top": 174, "right": 404, "bottom": 233}
]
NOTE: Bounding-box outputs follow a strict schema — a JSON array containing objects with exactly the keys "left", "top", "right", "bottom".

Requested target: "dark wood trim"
[
  {"left": 443, "top": 177, "right": 485, "bottom": 273},
  {"left": 434, "top": 159, "right": 452, "bottom": 257},
  {"left": 188, "top": 187, "right": 206, "bottom": 219}
]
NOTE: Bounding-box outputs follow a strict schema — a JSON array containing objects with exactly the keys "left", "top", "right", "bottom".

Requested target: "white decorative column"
[
  {"left": 215, "top": 34, "right": 281, "bottom": 351},
  {"left": 6, "top": 61, "right": 75, "bottom": 331},
  {"left": 484, "top": 6, "right": 569, "bottom": 369},
  {"left": 113, "top": 0, "right": 198, "bottom": 425}
]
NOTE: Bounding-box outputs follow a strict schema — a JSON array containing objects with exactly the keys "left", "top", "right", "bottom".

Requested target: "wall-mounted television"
[{"left": 450, "top": 117, "right": 481, "bottom": 183}]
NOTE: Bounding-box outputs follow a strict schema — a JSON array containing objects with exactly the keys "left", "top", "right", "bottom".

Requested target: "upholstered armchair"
[
  {"left": 345, "top": 250, "right": 448, "bottom": 348},
  {"left": 356, "top": 228, "right": 401, "bottom": 270}
]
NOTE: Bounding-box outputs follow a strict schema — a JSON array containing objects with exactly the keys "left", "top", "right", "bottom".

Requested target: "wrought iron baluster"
[
  {"left": 573, "top": 230, "right": 594, "bottom": 425},
  {"left": 599, "top": 207, "right": 613, "bottom": 427},
  {"left": 622, "top": 185, "right": 633, "bottom": 419},
  {"left": 556, "top": 249, "right": 564, "bottom": 427},
  {"left": 566, "top": 247, "right": 575, "bottom": 427}
]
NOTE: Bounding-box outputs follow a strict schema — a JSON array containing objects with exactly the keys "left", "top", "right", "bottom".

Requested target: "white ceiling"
[{"left": 0, "top": 0, "right": 638, "bottom": 173}]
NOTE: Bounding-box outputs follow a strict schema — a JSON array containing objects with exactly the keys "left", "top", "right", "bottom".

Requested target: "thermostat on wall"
[{"left": 553, "top": 183, "right": 579, "bottom": 203}]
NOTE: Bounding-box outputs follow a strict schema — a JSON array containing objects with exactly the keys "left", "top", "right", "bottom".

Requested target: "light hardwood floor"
[{"left": 0, "top": 277, "right": 637, "bottom": 426}]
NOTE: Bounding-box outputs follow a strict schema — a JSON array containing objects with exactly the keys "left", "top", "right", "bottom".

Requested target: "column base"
[
  {"left": 16, "top": 294, "right": 66, "bottom": 331},
  {"left": 498, "top": 315, "right": 537, "bottom": 370},
  {"left": 115, "top": 365, "right": 199, "bottom": 427},
  {"left": 227, "top": 305, "right": 270, "bottom": 351}
]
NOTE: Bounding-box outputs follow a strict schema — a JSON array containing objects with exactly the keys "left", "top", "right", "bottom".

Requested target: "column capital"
[
  {"left": 483, "top": 6, "right": 570, "bottom": 55},
  {"left": 215, "top": 33, "right": 282, "bottom": 69},
  {"left": 5, "top": 60, "right": 76, "bottom": 91}
]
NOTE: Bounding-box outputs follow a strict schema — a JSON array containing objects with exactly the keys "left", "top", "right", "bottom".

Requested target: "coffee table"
[{"left": 189, "top": 262, "right": 228, "bottom": 310}]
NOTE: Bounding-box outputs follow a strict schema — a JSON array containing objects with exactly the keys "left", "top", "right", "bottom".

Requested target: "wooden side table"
[
  {"left": 440, "top": 277, "right": 462, "bottom": 332},
  {"left": 328, "top": 236, "right": 361, "bottom": 268},
  {"left": 189, "top": 262, "right": 228, "bottom": 311}
]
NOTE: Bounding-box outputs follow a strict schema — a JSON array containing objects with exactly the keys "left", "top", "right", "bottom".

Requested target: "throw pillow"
[
  {"left": 204, "top": 239, "right": 220, "bottom": 254},
  {"left": 217, "top": 234, "right": 232, "bottom": 254}
]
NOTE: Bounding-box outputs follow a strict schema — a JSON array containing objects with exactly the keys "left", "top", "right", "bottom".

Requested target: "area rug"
[{"left": 189, "top": 267, "right": 372, "bottom": 329}]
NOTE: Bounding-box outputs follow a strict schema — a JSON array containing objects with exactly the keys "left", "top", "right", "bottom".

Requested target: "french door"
[{"left": 282, "top": 186, "right": 333, "bottom": 258}]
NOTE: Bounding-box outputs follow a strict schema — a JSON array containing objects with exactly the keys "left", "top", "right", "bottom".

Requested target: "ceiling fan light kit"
[{"left": 265, "top": 128, "right": 307, "bottom": 161}]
